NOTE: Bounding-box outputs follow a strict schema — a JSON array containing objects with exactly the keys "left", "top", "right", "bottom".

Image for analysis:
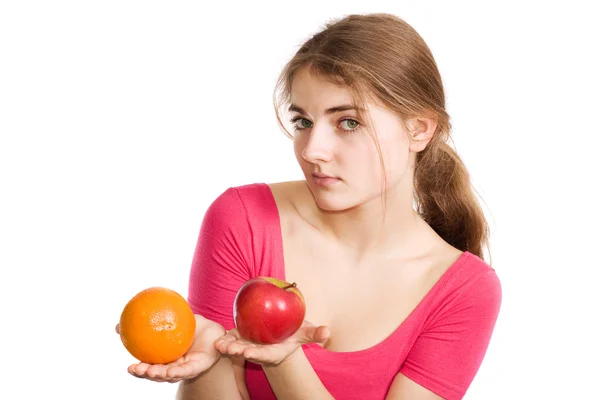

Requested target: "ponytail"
[{"left": 414, "top": 140, "right": 490, "bottom": 261}]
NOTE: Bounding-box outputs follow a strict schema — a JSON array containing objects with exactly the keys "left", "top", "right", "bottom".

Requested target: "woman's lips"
[{"left": 311, "top": 173, "right": 340, "bottom": 186}]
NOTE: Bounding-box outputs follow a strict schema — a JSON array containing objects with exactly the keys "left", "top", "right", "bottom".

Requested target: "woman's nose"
[{"left": 301, "top": 125, "right": 335, "bottom": 163}]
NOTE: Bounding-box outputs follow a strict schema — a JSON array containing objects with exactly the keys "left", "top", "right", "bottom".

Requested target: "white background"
[{"left": 1, "top": 1, "right": 599, "bottom": 399}]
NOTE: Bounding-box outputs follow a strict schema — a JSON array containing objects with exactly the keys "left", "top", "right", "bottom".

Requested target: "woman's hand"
[
  {"left": 214, "top": 321, "right": 330, "bottom": 366},
  {"left": 116, "top": 314, "right": 226, "bottom": 383}
]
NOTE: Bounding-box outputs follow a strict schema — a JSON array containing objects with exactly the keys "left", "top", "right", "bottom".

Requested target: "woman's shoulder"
[
  {"left": 206, "top": 180, "right": 307, "bottom": 223},
  {"left": 223, "top": 180, "right": 308, "bottom": 210},
  {"left": 222, "top": 180, "right": 305, "bottom": 197},
  {"left": 266, "top": 180, "right": 310, "bottom": 203},
  {"left": 431, "top": 250, "right": 502, "bottom": 312}
]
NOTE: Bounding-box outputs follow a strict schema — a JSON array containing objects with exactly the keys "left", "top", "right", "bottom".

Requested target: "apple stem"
[{"left": 282, "top": 282, "right": 297, "bottom": 291}]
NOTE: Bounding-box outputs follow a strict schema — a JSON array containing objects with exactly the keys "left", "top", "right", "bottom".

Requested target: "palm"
[
  {"left": 215, "top": 322, "right": 330, "bottom": 366},
  {"left": 118, "top": 314, "right": 225, "bottom": 382},
  {"left": 217, "top": 335, "right": 298, "bottom": 365}
]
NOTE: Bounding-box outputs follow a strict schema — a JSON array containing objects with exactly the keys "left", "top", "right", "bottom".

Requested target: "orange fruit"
[{"left": 119, "top": 287, "right": 196, "bottom": 364}]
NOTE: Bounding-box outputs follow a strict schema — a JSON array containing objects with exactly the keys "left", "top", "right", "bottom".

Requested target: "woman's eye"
[
  {"left": 340, "top": 119, "right": 360, "bottom": 130},
  {"left": 291, "top": 118, "right": 313, "bottom": 130},
  {"left": 290, "top": 117, "right": 359, "bottom": 132}
]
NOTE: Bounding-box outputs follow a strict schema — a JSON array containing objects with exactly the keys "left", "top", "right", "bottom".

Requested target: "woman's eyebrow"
[{"left": 288, "top": 104, "right": 360, "bottom": 115}]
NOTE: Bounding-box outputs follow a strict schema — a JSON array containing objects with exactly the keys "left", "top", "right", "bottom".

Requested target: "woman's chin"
[{"left": 309, "top": 190, "right": 356, "bottom": 213}]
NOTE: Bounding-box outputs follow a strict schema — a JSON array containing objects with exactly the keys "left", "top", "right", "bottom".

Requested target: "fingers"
[
  {"left": 313, "top": 326, "right": 331, "bottom": 343},
  {"left": 299, "top": 325, "right": 331, "bottom": 344},
  {"left": 128, "top": 361, "right": 185, "bottom": 383},
  {"left": 210, "top": 324, "right": 331, "bottom": 367},
  {"left": 165, "top": 356, "right": 211, "bottom": 379},
  {"left": 115, "top": 323, "right": 120, "bottom": 334},
  {"left": 127, "top": 353, "right": 218, "bottom": 383},
  {"left": 128, "top": 362, "right": 150, "bottom": 377},
  {"left": 146, "top": 364, "right": 170, "bottom": 381},
  {"left": 217, "top": 344, "right": 272, "bottom": 365},
  {"left": 164, "top": 363, "right": 193, "bottom": 379},
  {"left": 241, "top": 346, "right": 269, "bottom": 362},
  {"left": 214, "top": 329, "right": 245, "bottom": 354},
  {"left": 215, "top": 335, "right": 252, "bottom": 357}
]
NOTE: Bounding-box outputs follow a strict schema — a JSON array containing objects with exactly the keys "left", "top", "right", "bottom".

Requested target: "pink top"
[{"left": 188, "top": 183, "right": 502, "bottom": 400}]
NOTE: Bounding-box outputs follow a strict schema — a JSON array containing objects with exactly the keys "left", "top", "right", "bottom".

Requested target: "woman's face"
[{"left": 290, "top": 67, "right": 421, "bottom": 212}]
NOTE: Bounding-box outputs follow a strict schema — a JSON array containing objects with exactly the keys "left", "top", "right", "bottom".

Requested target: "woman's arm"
[
  {"left": 384, "top": 373, "right": 444, "bottom": 400},
  {"left": 176, "top": 356, "right": 243, "bottom": 400},
  {"left": 176, "top": 355, "right": 250, "bottom": 400},
  {"left": 179, "top": 187, "right": 255, "bottom": 399},
  {"left": 216, "top": 322, "right": 332, "bottom": 399},
  {"left": 390, "top": 269, "right": 502, "bottom": 400},
  {"left": 262, "top": 348, "right": 334, "bottom": 400},
  {"left": 173, "top": 323, "right": 248, "bottom": 400},
  {"left": 121, "top": 315, "right": 247, "bottom": 399}
]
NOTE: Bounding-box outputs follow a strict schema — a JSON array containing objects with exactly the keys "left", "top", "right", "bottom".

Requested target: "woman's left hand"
[{"left": 214, "top": 321, "right": 330, "bottom": 366}]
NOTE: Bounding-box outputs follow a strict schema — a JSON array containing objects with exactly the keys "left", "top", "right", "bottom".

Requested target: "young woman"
[{"left": 122, "top": 13, "right": 502, "bottom": 400}]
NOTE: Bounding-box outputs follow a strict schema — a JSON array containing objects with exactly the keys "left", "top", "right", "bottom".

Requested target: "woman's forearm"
[
  {"left": 177, "top": 356, "right": 244, "bottom": 400},
  {"left": 262, "top": 348, "right": 335, "bottom": 400}
]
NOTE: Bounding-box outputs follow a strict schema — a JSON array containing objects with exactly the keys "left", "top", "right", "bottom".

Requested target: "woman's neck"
[{"left": 309, "top": 183, "right": 431, "bottom": 261}]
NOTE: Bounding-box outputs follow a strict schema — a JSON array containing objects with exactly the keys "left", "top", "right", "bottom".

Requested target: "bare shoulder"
[
  {"left": 267, "top": 180, "right": 312, "bottom": 212},
  {"left": 439, "top": 245, "right": 465, "bottom": 268},
  {"left": 266, "top": 180, "right": 320, "bottom": 238},
  {"left": 423, "top": 240, "right": 466, "bottom": 284}
]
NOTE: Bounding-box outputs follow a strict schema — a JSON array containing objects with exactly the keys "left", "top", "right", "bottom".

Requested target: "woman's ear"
[{"left": 407, "top": 117, "right": 437, "bottom": 152}]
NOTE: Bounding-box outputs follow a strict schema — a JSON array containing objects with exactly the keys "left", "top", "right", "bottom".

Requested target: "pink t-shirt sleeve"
[
  {"left": 400, "top": 268, "right": 502, "bottom": 400},
  {"left": 187, "top": 187, "right": 253, "bottom": 330}
]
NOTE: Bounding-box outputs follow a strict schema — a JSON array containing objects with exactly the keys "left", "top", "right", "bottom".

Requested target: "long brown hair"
[{"left": 273, "top": 13, "right": 491, "bottom": 261}]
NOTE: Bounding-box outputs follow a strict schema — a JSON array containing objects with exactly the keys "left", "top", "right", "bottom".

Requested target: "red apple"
[{"left": 233, "top": 276, "right": 306, "bottom": 344}]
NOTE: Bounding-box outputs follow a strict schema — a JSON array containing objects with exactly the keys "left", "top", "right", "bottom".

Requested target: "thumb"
[{"left": 299, "top": 325, "right": 331, "bottom": 344}]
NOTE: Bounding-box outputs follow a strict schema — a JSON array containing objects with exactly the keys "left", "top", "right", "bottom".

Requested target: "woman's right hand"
[{"left": 116, "top": 314, "right": 226, "bottom": 383}]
